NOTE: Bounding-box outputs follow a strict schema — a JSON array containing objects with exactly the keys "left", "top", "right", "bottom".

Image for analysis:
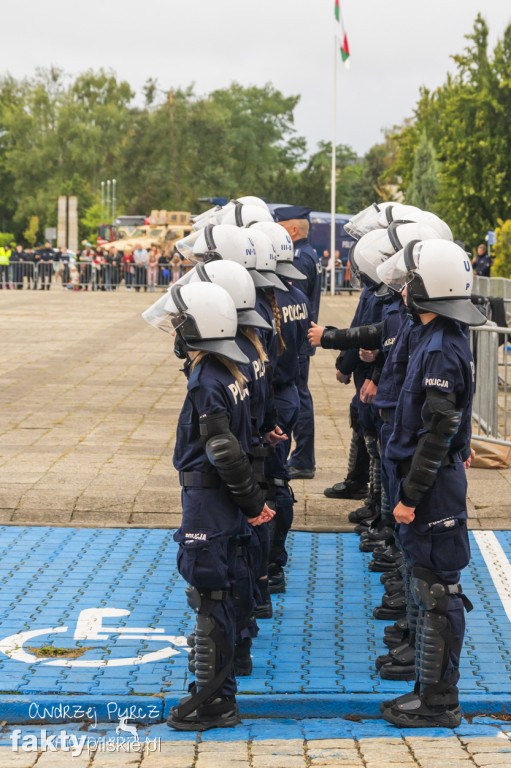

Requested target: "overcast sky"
[{"left": 2, "top": 0, "right": 511, "bottom": 156}]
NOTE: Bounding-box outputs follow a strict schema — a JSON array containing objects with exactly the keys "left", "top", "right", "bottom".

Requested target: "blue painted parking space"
[
  {"left": 0, "top": 527, "right": 509, "bottom": 722},
  {"left": 0, "top": 717, "right": 510, "bottom": 745}
]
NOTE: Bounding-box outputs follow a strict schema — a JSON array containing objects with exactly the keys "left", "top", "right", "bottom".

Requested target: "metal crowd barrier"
[
  {"left": 470, "top": 323, "right": 511, "bottom": 447},
  {"left": 473, "top": 275, "right": 511, "bottom": 323},
  {"left": 1, "top": 263, "right": 185, "bottom": 291},
  {"left": 321, "top": 266, "right": 361, "bottom": 295}
]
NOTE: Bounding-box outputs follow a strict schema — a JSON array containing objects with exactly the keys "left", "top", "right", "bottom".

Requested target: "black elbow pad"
[
  {"left": 401, "top": 389, "right": 463, "bottom": 507},
  {"left": 199, "top": 412, "right": 231, "bottom": 449},
  {"left": 204, "top": 431, "right": 264, "bottom": 517}
]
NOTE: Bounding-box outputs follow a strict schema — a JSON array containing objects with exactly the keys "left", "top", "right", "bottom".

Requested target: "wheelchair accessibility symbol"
[{"left": 0, "top": 608, "right": 189, "bottom": 667}]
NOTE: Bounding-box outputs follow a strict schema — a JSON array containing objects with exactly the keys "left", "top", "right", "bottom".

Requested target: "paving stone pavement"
[
  {"left": 1, "top": 720, "right": 511, "bottom": 768},
  {"left": 0, "top": 290, "right": 509, "bottom": 530}
]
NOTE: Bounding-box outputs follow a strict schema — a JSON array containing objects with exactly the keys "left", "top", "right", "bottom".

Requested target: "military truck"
[{"left": 105, "top": 210, "right": 192, "bottom": 253}]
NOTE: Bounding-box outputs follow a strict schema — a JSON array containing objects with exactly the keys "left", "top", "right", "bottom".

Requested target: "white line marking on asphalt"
[{"left": 474, "top": 531, "right": 511, "bottom": 623}]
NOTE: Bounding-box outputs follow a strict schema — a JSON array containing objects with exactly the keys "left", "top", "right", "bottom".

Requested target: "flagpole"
[{"left": 330, "top": 34, "right": 337, "bottom": 297}]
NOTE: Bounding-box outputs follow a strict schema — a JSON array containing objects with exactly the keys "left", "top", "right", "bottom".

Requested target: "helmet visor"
[
  {"left": 345, "top": 203, "right": 387, "bottom": 240},
  {"left": 176, "top": 230, "right": 201, "bottom": 262},
  {"left": 376, "top": 249, "right": 411, "bottom": 293},
  {"left": 142, "top": 295, "right": 176, "bottom": 334}
]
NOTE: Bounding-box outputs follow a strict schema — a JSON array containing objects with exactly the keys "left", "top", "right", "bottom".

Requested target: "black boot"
[
  {"left": 383, "top": 617, "right": 409, "bottom": 649},
  {"left": 349, "top": 500, "right": 377, "bottom": 526},
  {"left": 376, "top": 637, "right": 416, "bottom": 681},
  {"left": 383, "top": 576, "right": 404, "bottom": 596},
  {"left": 234, "top": 638, "right": 252, "bottom": 676},
  {"left": 324, "top": 479, "right": 368, "bottom": 500},
  {"left": 381, "top": 690, "right": 461, "bottom": 729},
  {"left": 254, "top": 578, "right": 273, "bottom": 619},
  {"left": 373, "top": 589, "right": 406, "bottom": 620},
  {"left": 268, "top": 563, "right": 285, "bottom": 594},
  {"left": 167, "top": 693, "right": 241, "bottom": 731},
  {"left": 324, "top": 425, "right": 369, "bottom": 499}
]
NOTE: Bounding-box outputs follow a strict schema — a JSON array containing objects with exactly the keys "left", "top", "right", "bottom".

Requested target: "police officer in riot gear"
[
  {"left": 143, "top": 281, "right": 274, "bottom": 731},
  {"left": 376, "top": 239, "right": 485, "bottom": 728},
  {"left": 274, "top": 206, "right": 321, "bottom": 479}
]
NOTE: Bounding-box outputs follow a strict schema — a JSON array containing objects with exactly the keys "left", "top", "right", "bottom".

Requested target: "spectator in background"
[
  {"left": 38, "top": 241, "right": 54, "bottom": 290},
  {"left": 122, "top": 248, "right": 135, "bottom": 291},
  {"left": 11, "top": 244, "right": 25, "bottom": 289},
  {"left": 159, "top": 249, "right": 170, "bottom": 288},
  {"left": 147, "top": 245, "right": 159, "bottom": 292},
  {"left": 333, "top": 250, "right": 344, "bottom": 294},
  {"left": 171, "top": 250, "right": 182, "bottom": 283},
  {"left": 320, "top": 249, "right": 330, "bottom": 293},
  {"left": 0, "top": 241, "right": 12, "bottom": 288},
  {"left": 79, "top": 245, "right": 94, "bottom": 290},
  {"left": 59, "top": 247, "right": 70, "bottom": 286},
  {"left": 24, "top": 247, "right": 36, "bottom": 288},
  {"left": 133, "top": 245, "right": 148, "bottom": 292},
  {"left": 472, "top": 243, "right": 492, "bottom": 277},
  {"left": 108, "top": 246, "right": 120, "bottom": 290},
  {"left": 53, "top": 247, "right": 64, "bottom": 288}
]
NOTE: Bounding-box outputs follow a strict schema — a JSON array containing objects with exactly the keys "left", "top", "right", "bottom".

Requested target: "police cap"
[{"left": 273, "top": 205, "right": 312, "bottom": 222}]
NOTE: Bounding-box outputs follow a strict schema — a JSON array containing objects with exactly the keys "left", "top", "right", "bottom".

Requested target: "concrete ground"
[
  {"left": 2, "top": 731, "right": 511, "bottom": 767},
  {"left": 0, "top": 289, "right": 509, "bottom": 530}
]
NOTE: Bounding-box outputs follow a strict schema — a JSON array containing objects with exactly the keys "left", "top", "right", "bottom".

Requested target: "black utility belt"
[{"left": 179, "top": 471, "right": 221, "bottom": 489}]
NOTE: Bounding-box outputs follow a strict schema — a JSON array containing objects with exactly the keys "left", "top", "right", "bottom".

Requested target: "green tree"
[
  {"left": 0, "top": 231, "right": 15, "bottom": 247},
  {"left": 492, "top": 219, "right": 511, "bottom": 278},
  {"left": 23, "top": 216, "right": 39, "bottom": 246},
  {"left": 391, "top": 15, "right": 511, "bottom": 247},
  {"left": 406, "top": 131, "right": 439, "bottom": 209}
]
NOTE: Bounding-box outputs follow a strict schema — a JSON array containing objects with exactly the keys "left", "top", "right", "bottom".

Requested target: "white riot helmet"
[
  {"left": 192, "top": 224, "right": 274, "bottom": 289},
  {"left": 376, "top": 239, "right": 486, "bottom": 326},
  {"left": 250, "top": 221, "right": 304, "bottom": 281},
  {"left": 221, "top": 202, "right": 274, "bottom": 227},
  {"left": 189, "top": 260, "right": 271, "bottom": 330},
  {"left": 247, "top": 229, "right": 289, "bottom": 292},
  {"left": 349, "top": 229, "right": 394, "bottom": 287},
  {"left": 386, "top": 220, "right": 452, "bottom": 251},
  {"left": 143, "top": 281, "right": 249, "bottom": 364},
  {"left": 379, "top": 204, "right": 453, "bottom": 241},
  {"left": 191, "top": 195, "right": 269, "bottom": 229},
  {"left": 354, "top": 220, "right": 452, "bottom": 282},
  {"left": 344, "top": 202, "right": 396, "bottom": 240}
]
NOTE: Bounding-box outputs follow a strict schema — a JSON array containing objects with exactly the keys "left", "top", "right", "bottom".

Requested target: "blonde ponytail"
[
  {"left": 190, "top": 351, "right": 247, "bottom": 389},
  {"left": 241, "top": 327, "right": 267, "bottom": 364}
]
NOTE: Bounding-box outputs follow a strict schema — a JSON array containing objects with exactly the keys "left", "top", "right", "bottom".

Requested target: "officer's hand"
[
  {"left": 336, "top": 370, "right": 351, "bottom": 385},
  {"left": 359, "top": 348, "right": 378, "bottom": 363},
  {"left": 393, "top": 502, "right": 415, "bottom": 524},
  {"left": 360, "top": 379, "right": 377, "bottom": 404},
  {"left": 248, "top": 504, "right": 275, "bottom": 526},
  {"left": 307, "top": 322, "right": 325, "bottom": 347},
  {"left": 464, "top": 448, "right": 476, "bottom": 469},
  {"left": 264, "top": 425, "right": 288, "bottom": 446}
]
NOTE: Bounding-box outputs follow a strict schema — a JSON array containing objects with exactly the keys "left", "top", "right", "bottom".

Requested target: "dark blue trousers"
[
  {"left": 265, "top": 384, "right": 300, "bottom": 567},
  {"left": 289, "top": 355, "right": 315, "bottom": 470},
  {"left": 174, "top": 486, "right": 245, "bottom": 697},
  {"left": 396, "top": 461, "right": 471, "bottom": 690}
]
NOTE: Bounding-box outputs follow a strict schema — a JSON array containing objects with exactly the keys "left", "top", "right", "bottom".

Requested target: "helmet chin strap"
[
  {"left": 173, "top": 331, "right": 188, "bottom": 359},
  {"left": 405, "top": 289, "right": 425, "bottom": 324}
]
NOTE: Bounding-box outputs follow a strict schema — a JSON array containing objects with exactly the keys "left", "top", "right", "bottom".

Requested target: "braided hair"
[{"left": 264, "top": 288, "right": 286, "bottom": 355}]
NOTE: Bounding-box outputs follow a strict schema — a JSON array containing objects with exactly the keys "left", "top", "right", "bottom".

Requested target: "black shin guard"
[{"left": 169, "top": 585, "right": 236, "bottom": 727}]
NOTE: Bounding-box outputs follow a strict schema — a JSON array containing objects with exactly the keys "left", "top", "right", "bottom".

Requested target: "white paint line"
[{"left": 474, "top": 531, "right": 511, "bottom": 623}]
